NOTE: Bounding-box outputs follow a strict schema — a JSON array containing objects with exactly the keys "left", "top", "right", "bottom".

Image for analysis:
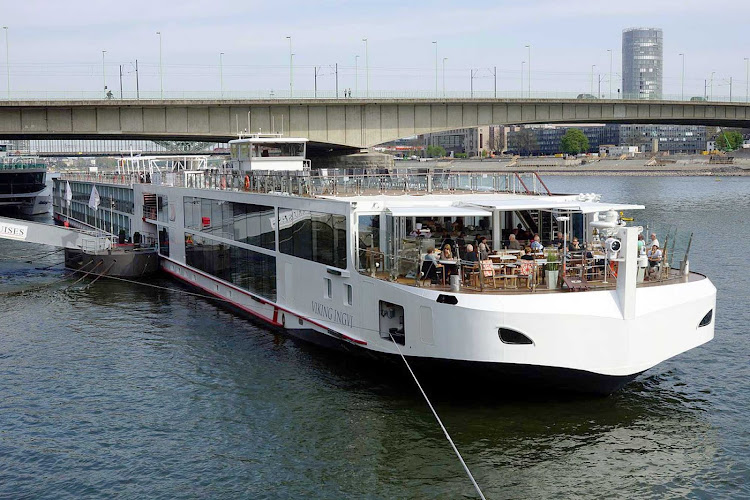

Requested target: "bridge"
[{"left": 1, "top": 98, "right": 749, "bottom": 151}]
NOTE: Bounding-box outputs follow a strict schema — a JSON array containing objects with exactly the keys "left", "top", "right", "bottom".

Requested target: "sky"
[{"left": 1, "top": 0, "right": 749, "bottom": 99}]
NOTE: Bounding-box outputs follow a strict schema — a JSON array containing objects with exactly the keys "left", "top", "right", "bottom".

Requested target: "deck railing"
[{"left": 61, "top": 169, "right": 552, "bottom": 197}]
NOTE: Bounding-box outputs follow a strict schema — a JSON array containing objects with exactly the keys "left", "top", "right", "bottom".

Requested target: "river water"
[{"left": 0, "top": 176, "right": 747, "bottom": 499}]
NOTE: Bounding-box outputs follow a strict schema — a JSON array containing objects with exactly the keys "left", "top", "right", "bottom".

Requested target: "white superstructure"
[{"left": 53, "top": 137, "right": 716, "bottom": 394}]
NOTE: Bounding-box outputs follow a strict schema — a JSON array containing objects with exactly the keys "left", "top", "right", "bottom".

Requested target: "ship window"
[
  {"left": 183, "top": 197, "right": 274, "bottom": 250},
  {"left": 278, "top": 208, "right": 347, "bottom": 269},
  {"left": 185, "top": 232, "right": 276, "bottom": 300},
  {"left": 498, "top": 328, "right": 533, "bottom": 345},
  {"left": 698, "top": 310, "right": 713, "bottom": 328},
  {"left": 345, "top": 283, "right": 353, "bottom": 306},
  {"left": 324, "top": 278, "right": 332, "bottom": 299}
]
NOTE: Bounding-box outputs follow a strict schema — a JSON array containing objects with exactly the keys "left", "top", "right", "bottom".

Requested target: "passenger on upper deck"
[
  {"left": 647, "top": 244, "right": 662, "bottom": 278},
  {"left": 567, "top": 237, "right": 582, "bottom": 252},
  {"left": 441, "top": 244, "right": 454, "bottom": 260},
  {"left": 552, "top": 231, "right": 564, "bottom": 249},
  {"left": 520, "top": 247, "right": 535, "bottom": 260},
  {"left": 530, "top": 234, "right": 544, "bottom": 253},
  {"left": 464, "top": 244, "right": 478, "bottom": 262},
  {"left": 508, "top": 233, "right": 521, "bottom": 250},
  {"left": 637, "top": 233, "right": 646, "bottom": 256},
  {"left": 477, "top": 237, "right": 491, "bottom": 260},
  {"left": 649, "top": 232, "right": 660, "bottom": 249}
]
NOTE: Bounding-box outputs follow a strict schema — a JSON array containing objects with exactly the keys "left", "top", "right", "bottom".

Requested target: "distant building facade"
[
  {"left": 421, "top": 126, "right": 496, "bottom": 156},
  {"left": 619, "top": 125, "right": 706, "bottom": 153},
  {"left": 506, "top": 124, "right": 621, "bottom": 155},
  {"left": 622, "top": 27, "right": 663, "bottom": 100}
]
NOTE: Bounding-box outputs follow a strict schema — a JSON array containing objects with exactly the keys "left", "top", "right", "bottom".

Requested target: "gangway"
[{"left": 0, "top": 216, "right": 108, "bottom": 250}]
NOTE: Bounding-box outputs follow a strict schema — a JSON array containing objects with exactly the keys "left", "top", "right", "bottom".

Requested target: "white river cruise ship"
[{"left": 52, "top": 135, "right": 716, "bottom": 394}]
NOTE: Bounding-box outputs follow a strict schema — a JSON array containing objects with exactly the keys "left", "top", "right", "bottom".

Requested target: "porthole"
[
  {"left": 698, "top": 310, "right": 713, "bottom": 328},
  {"left": 498, "top": 328, "right": 533, "bottom": 345}
]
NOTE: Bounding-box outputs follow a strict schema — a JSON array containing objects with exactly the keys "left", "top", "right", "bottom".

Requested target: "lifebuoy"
[
  {"left": 244, "top": 175, "right": 250, "bottom": 191},
  {"left": 220, "top": 177, "right": 227, "bottom": 190}
]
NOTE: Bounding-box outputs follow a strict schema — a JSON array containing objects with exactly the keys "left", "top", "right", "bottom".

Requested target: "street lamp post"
[
  {"left": 433, "top": 41, "right": 438, "bottom": 97},
  {"left": 156, "top": 31, "right": 163, "bottom": 99},
  {"left": 220, "top": 52, "right": 224, "bottom": 98},
  {"left": 286, "top": 36, "right": 292, "bottom": 98},
  {"left": 102, "top": 50, "right": 107, "bottom": 98},
  {"left": 590, "top": 64, "right": 596, "bottom": 95},
  {"left": 607, "top": 49, "right": 612, "bottom": 99},
  {"left": 362, "top": 38, "right": 369, "bottom": 98},
  {"left": 679, "top": 53, "right": 685, "bottom": 101},
  {"left": 2, "top": 27, "right": 8, "bottom": 100},
  {"left": 355, "top": 55, "right": 359, "bottom": 98},
  {"left": 525, "top": 44, "right": 531, "bottom": 98},
  {"left": 442, "top": 57, "right": 448, "bottom": 98}
]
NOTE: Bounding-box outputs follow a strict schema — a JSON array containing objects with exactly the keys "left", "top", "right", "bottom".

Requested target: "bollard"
[{"left": 449, "top": 274, "right": 460, "bottom": 292}]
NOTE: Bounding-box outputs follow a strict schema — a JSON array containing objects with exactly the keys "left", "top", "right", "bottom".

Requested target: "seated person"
[
  {"left": 463, "top": 244, "right": 478, "bottom": 262},
  {"left": 477, "top": 236, "right": 491, "bottom": 260},
  {"left": 507, "top": 233, "right": 522, "bottom": 250},
  {"left": 637, "top": 233, "right": 646, "bottom": 256},
  {"left": 441, "top": 244, "right": 454, "bottom": 260},
  {"left": 530, "top": 234, "right": 544, "bottom": 253},
  {"left": 647, "top": 244, "right": 662, "bottom": 277},
  {"left": 422, "top": 247, "right": 444, "bottom": 283},
  {"left": 552, "top": 231, "right": 564, "bottom": 249},
  {"left": 520, "top": 246, "right": 535, "bottom": 260},
  {"left": 567, "top": 237, "right": 582, "bottom": 253}
]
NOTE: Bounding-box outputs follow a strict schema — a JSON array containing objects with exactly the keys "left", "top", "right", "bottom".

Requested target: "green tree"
[
  {"left": 560, "top": 128, "right": 590, "bottom": 155},
  {"left": 715, "top": 130, "right": 744, "bottom": 151},
  {"left": 426, "top": 145, "right": 447, "bottom": 158},
  {"left": 511, "top": 128, "right": 539, "bottom": 156}
]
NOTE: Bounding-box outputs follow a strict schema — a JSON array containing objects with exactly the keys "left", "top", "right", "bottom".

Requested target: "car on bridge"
[{"left": 576, "top": 93, "right": 597, "bottom": 100}]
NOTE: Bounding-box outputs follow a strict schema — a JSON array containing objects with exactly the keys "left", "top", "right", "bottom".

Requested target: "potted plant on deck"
[{"left": 546, "top": 252, "right": 560, "bottom": 289}]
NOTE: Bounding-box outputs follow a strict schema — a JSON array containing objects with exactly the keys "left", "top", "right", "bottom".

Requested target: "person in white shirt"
[{"left": 649, "top": 233, "right": 660, "bottom": 250}]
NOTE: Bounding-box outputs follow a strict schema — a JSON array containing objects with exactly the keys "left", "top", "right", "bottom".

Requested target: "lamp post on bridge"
[
  {"left": 679, "top": 53, "right": 685, "bottom": 101},
  {"left": 525, "top": 44, "right": 531, "bottom": 98},
  {"left": 432, "top": 41, "right": 438, "bottom": 97},
  {"left": 101, "top": 50, "right": 107, "bottom": 98},
  {"left": 286, "top": 36, "right": 293, "bottom": 98},
  {"left": 156, "top": 31, "right": 163, "bottom": 99},
  {"left": 219, "top": 52, "right": 224, "bottom": 99},
  {"left": 2, "top": 27, "right": 8, "bottom": 100},
  {"left": 362, "top": 38, "right": 369, "bottom": 98}
]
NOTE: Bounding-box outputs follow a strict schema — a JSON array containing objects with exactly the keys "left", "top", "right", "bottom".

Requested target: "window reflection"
[{"left": 278, "top": 208, "right": 347, "bottom": 269}]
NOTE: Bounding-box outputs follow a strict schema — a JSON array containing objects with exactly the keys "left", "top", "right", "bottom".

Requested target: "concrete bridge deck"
[{"left": 1, "top": 98, "right": 748, "bottom": 150}]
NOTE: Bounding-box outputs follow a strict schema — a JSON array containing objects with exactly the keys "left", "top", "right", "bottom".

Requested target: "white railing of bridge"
[{"left": 3, "top": 90, "right": 748, "bottom": 104}]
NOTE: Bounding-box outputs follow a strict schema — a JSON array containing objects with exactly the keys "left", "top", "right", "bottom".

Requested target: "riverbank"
[{"left": 398, "top": 155, "right": 750, "bottom": 176}]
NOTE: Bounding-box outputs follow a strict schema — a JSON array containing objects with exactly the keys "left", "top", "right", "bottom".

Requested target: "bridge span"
[{"left": 1, "top": 98, "right": 749, "bottom": 150}]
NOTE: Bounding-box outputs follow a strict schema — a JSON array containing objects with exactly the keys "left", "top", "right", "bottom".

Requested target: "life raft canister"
[{"left": 244, "top": 175, "right": 250, "bottom": 191}]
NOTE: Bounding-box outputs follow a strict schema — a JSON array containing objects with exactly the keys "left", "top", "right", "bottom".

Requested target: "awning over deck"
[
  {"left": 460, "top": 199, "right": 644, "bottom": 214},
  {"left": 386, "top": 205, "right": 492, "bottom": 217}
]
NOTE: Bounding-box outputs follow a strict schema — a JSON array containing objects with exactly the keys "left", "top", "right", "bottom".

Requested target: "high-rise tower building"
[{"left": 622, "top": 28, "right": 663, "bottom": 99}]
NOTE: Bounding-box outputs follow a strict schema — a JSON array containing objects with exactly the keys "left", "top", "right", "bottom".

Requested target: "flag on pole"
[
  {"left": 64, "top": 181, "right": 72, "bottom": 207},
  {"left": 88, "top": 185, "right": 100, "bottom": 211}
]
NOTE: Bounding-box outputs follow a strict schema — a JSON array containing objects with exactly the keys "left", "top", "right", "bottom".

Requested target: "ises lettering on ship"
[{"left": 0, "top": 222, "right": 28, "bottom": 241}]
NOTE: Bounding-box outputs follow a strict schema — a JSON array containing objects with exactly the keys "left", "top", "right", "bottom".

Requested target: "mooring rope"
[{"left": 388, "top": 332, "right": 486, "bottom": 500}]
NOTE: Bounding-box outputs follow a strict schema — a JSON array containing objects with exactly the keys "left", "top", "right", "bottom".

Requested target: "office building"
[{"left": 622, "top": 28, "right": 663, "bottom": 100}]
